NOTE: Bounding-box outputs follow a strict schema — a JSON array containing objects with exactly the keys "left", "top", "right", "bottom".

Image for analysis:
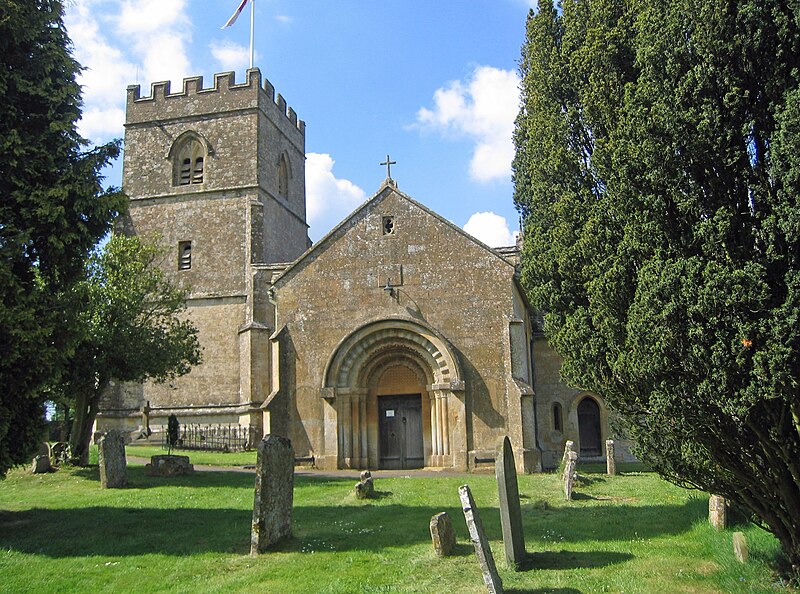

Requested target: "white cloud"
[
  {"left": 463, "top": 212, "right": 517, "bottom": 247},
  {"left": 64, "top": 1, "right": 136, "bottom": 141},
  {"left": 416, "top": 66, "right": 520, "bottom": 182},
  {"left": 209, "top": 40, "right": 249, "bottom": 73},
  {"left": 65, "top": 0, "right": 194, "bottom": 142},
  {"left": 117, "top": 0, "right": 193, "bottom": 85},
  {"left": 275, "top": 15, "right": 292, "bottom": 24},
  {"left": 306, "top": 153, "right": 367, "bottom": 241}
]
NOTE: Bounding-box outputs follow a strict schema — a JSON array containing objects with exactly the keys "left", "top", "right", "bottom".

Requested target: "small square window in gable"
[{"left": 382, "top": 216, "right": 396, "bottom": 236}]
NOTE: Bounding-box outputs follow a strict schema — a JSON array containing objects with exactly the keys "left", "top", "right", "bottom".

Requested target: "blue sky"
[{"left": 65, "top": 0, "right": 534, "bottom": 244}]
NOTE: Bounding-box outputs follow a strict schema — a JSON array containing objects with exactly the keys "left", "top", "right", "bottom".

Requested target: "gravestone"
[
  {"left": 98, "top": 430, "right": 128, "bottom": 489},
  {"left": 561, "top": 440, "right": 575, "bottom": 468},
  {"left": 732, "top": 532, "right": 749, "bottom": 563},
  {"left": 145, "top": 454, "right": 194, "bottom": 476},
  {"left": 563, "top": 451, "right": 578, "bottom": 501},
  {"left": 355, "top": 470, "right": 374, "bottom": 499},
  {"left": 708, "top": 495, "right": 727, "bottom": 530},
  {"left": 495, "top": 436, "right": 525, "bottom": 569},
  {"left": 31, "top": 455, "right": 51, "bottom": 474},
  {"left": 459, "top": 484, "right": 504, "bottom": 594},
  {"left": 605, "top": 439, "right": 616, "bottom": 476},
  {"left": 429, "top": 512, "right": 456, "bottom": 557},
  {"left": 251, "top": 434, "right": 294, "bottom": 555}
]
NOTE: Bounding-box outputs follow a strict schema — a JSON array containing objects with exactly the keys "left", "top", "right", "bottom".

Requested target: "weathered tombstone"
[
  {"left": 732, "top": 531, "right": 749, "bottom": 563},
  {"left": 563, "top": 450, "right": 578, "bottom": 501},
  {"left": 354, "top": 474, "right": 374, "bottom": 499},
  {"left": 31, "top": 455, "right": 51, "bottom": 474},
  {"left": 37, "top": 442, "right": 52, "bottom": 459},
  {"left": 251, "top": 435, "right": 294, "bottom": 555},
  {"left": 145, "top": 454, "right": 194, "bottom": 476},
  {"left": 708, "top": 495, "right": 727, "bottom": 530},
  {"left": 561, "top": 440, "right": 575, "bottom": 468},
  {"left": 51, "top": 442, "right": 69, "bottom": 465},
  {"left": 606, "top": 439, "right": 616, "bottom": 476},
  {"left": 429, "top": 512, "right": 456, "bottom": 557},
  {"left": 459, "top": 484, "right": 504, "bottom": 594},
  {"left": 98, "top": 430, "right": 128, "bottom": 489},
  {"left": 495, "top": 436, "right": 525, "bottom": 570}
]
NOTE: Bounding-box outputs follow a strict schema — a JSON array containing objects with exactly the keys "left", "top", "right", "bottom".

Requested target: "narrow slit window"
[
  {"left": 192, "top": 156, "right": 204, "bottom": 184},
  {"left": 178, "top": 241, "right": 192, "bottom": 270},
  {"left": 278, "top": 156, "right": 289, "bottom": 198},
  {"left": 553, "top": 402, "right": 563, "bottom": 433}
]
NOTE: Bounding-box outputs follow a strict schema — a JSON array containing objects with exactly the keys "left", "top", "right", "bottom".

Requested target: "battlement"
[{"left": 125, "top": 68, "right": 305, "bottom": 135}]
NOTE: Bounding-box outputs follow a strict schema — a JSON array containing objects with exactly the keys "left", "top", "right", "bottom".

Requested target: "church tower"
[{"left": 106, "top": 68, "right": 309, "bottom": 437}]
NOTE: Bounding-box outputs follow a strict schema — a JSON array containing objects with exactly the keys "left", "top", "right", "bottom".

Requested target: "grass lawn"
[{"left": 0, "top": 450, "right": 794, "bottom": 594}]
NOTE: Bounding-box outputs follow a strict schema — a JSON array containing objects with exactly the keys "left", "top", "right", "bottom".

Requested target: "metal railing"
[{"left": 162, "top": 423, "right": 255, "bottom": 452}]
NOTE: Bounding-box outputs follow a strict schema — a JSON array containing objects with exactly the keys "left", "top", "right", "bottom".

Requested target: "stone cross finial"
[{"left": 380, "top": 154, "right": 396, "bottom": 179}]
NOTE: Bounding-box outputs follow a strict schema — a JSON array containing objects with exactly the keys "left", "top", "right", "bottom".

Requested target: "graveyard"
[{"left": 0, "top": 442, "right": 794, "bottom": 594}]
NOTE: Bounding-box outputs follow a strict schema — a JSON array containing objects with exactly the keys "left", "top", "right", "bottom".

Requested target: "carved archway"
[{"left": 321, "top": 319, "right": 465, "bottom": 470}]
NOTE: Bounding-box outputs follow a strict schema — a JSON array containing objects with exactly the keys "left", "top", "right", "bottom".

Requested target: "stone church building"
[{"left": 100, "top": 68, "right": 625, "bottom": 472}]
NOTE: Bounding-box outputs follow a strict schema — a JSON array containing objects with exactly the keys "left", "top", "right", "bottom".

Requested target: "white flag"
[{"left": 222, "top": 0, "right": 249, "bottom": 29}]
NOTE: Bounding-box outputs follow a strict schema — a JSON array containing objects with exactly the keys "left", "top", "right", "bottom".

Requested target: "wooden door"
[{"left": 378, "top": 395, "right": 423, "bottom": 469}]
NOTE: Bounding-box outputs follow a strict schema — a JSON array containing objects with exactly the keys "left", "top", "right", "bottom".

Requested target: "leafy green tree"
[
  {"left": 0, "top": 0, "right": 125, "bottom": 477},
  {"left": 65, "top": 234, "right": 201, "bottom": 465},
  {"left": 514, "top": 0, "right": 800, "bottom": 573}
]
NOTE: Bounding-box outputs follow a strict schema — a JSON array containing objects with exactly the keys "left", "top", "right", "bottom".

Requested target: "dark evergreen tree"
[
  {"left": 514, "top": 0, "right": 800, "bottom": 574},
  {"left": 0, "top": 0, "right": 125, "bottom": 477}
]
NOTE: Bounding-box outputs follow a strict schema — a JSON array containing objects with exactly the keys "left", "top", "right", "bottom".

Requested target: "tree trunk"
[{"left": 68, "top": 379, "right": 106, "bottom": 466}]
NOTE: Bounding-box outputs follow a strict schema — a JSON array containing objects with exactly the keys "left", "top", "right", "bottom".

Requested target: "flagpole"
[{"left": 249, "top": 0, "right": 255, "bottom": 69}]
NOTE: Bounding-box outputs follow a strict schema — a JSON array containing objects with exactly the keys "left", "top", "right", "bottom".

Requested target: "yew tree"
[
  {"left": 514, "top": 0, "right": 800, "bottom": 573},
  {"left": 0, "top": 0, "right": 124, "bottom": 477}
]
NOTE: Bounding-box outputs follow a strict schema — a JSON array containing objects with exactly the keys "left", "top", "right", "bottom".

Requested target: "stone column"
[
  {"left": 606, "top": 439, "right": 616, "bottom": 476},
  {"left": 251, "top": 435, "right": 294, "bottom": 554},
  {"left": 339, "top": 393, "right": 352, "bottom": 468}
]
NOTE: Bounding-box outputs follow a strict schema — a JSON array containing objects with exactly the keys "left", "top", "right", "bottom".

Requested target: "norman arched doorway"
[
  {"left": 577, "top": 396, "right": 602, "bottom": 457},
  {"left": 322, "top": 319, "right": 465, "bottom": 470}
]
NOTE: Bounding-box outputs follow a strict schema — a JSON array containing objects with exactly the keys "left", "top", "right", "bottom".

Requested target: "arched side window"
[
  {"left": 172, "top": 136, "right": 206, "bottom": 186},
  {"left": 277, "top": 154, "right": 289, "bottom": 198},
  {"left": 552, "top": 402, "right": 563, "bottom": 433}
]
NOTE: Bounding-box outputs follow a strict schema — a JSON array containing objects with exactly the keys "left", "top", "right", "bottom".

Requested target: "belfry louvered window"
[{"left": 174, "top": 138, "right": 205, "bottom": 186}]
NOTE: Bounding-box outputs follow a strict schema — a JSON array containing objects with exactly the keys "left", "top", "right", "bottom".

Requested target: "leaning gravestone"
[
  {"left": 708, "top": 495, "right": 727, "bottom": 530},
  {"left": 606, "top": 439, "right": 616, "bottom": 476},
  {"left": 251, "top": 435, "right": 294, "bottom": 555},
  {"left": 98, "top": 430, "right": 128, "bottom": 489},
  {"left": 145, "top": 454, "right": 194, "bottom": 476},
  {"left": 563, "top": 450, "right": 578, "bottom": 501},
  {"left": 429, "top": 512, "right": 456, "bottom": 557},
  {"left": 495, "top": 436, "right": 525, "bottom": 570},
  {"left": 459, "top": 484, "right": 504, "bottom": 594}
]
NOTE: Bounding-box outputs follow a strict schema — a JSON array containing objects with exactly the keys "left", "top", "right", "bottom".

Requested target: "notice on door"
[{"left": 385, "top": 410, "right": 395, "bottom": 417}]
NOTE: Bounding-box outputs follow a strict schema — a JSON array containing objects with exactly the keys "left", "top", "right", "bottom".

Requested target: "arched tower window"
[
  {"left": 278, "top": 154, "right": 289, "bottom": 198},
  {"left": 173, "top": 137, "right": 205, "bottom": 186}
]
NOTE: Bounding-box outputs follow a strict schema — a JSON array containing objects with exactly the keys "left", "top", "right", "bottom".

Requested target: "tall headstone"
[
  {"left": 459, "top": 484, "right": 504, "bottom": 594},
  {"left": 495, "top": 436, "right": 525, "bottom": 569},
  {"left": 708, "top": 495, "right": 728, "bottom": 530},
  {"left": 98, "top": 430, "right": 128, "bottom": 489},
  {"left": 251, "top": 435, "right": 294, "bottom": 555},
  {"left": 429, "top": 512, "right": 456, "bottom": 557},
  {"left": 563, "top": 451, "right": 578, "bottom": 501},
  {"left": 605, "top": 439, "right": 616, "bottom": 476}
]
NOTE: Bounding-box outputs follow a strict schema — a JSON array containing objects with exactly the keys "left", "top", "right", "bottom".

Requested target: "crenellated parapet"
[{"left": 125, "top": 67, "right": 305, "bottom": 136}]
